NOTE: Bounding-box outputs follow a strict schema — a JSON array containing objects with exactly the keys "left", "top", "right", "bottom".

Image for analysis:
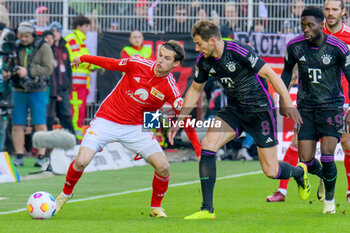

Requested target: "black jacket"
[{"left": 49, "top": 38, "right": 72, "bottom": 97}]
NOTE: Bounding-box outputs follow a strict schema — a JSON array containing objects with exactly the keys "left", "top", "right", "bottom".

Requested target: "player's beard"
[{"left": 309, "top": 32, "right": 322, "bottom": 45}]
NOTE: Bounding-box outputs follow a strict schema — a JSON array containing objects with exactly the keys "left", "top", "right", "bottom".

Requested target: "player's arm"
[
  {"left": 168, "top": 81, "right": 206, "bottom": 146},
  {"left": 258, "top": 64, "right": 302, "bottom": 124},
  {"left": 169, "top": 96, "right": 202, "bottom": 159},
  {"left": 340, "top": 48, "right": 350, "bottom": 132},
  {"left": 281, "top": 45, "right": 297, "bottom": 88},
  {"left": 71, "top": 55, "right": 129, "bottom": 73}
]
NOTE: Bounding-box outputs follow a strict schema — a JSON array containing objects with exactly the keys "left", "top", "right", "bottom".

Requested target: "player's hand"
[
  {"left": 71, "top": 57, "right": 82, "bottom": 69},
  {"left": 279, "top": 101, "right": 303, "bottom": 124},
  {"left": 345, "top": 110, "right": 350, "bottom": 133},
  {"left": 167, "top": 124, "right": 181, "bottom": 146}
]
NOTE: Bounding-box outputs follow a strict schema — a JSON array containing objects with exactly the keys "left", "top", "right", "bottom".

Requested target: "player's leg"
[
  {"left": 121, "top": 125, "right": 171, "bottom": 218},
  {"left": 55, "top": 117, "right": 113, "bottom": 215},
  {"left": 146, "top": 152, "right": 170, "bottom": 218},
  {"left": 267, "top": 128, "right": 299, "bottom": 202},
  {"left": 320, "top": 136, "right": 338, "bottom": 213},
  {"left": 185, "top": 116, "right": 236, "bottom": 220},
  {"left": 340, "top": 133, "right": 350, "bottom": 202}
]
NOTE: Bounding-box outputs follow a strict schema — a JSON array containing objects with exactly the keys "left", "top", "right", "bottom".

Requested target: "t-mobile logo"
[{"left": 308, "top": 68, "right": 322, "bottom": 84}]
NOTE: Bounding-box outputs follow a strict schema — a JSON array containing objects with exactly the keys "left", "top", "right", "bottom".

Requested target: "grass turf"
[{"left": 0, "top": 159, "right": 349, "bottom": 233}]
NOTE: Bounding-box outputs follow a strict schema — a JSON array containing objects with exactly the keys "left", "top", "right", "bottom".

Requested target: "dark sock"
[
  {"left": 321, "top": 154, "right": 337, "bottom": 201},
  {"left": 199, "top": 150, "right": 216, "bottom": 213},
  {"left": 305, "top": 158, "right": 323, "bottom": 178},
  {"left": 275, "top": 161, "right": 303, "bottom": 179},
  {"left": 16, "top": 153, "right": 24, "bottom": 159},
  {"left": 38, "top": 154, "right": 45, "bottom": 159}
]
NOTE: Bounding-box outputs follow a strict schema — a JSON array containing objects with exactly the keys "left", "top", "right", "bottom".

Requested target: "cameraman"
[
  {"left": 4, "top": 22, "right": 53, "bottom": 167},
  {"left": 0, "top": 22, "right": 12, "bottom": 151}
]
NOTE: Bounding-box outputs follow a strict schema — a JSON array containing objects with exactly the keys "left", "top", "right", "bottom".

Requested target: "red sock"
[
  {"left": 63, "top": 160, "right": 84, "bottom": 195},
  {"left": 344, "top": 151, "right": 350, "bottom": 191},
  {"left": 151, "top": 172, "right": 170, "bottom": 207},
  {"left": 279, "top": 145, "right": 299, "bottom": 190}
]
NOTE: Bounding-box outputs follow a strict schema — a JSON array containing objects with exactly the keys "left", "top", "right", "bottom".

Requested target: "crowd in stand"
[{"left": 1, "top": 0, "right": 350, "bottom": 167}]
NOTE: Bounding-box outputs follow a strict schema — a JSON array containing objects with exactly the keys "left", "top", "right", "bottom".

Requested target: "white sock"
[{"left": 277, "top": 188, "right": 287, "bottom": 196}]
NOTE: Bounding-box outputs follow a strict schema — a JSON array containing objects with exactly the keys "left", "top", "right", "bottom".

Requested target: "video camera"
[{"left": 0, "top": 28, "right": 17, "bottom": 76}]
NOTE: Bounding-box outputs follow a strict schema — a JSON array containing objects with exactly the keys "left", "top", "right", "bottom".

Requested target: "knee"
[
  {"left": 74, "top": 158, "right": 88, "bottom": 171},
  {"left": 201, "top": 137, "right": 216, "bottom": 152},
  {"left": 341, "top": 140, "right": 350, "bottom": 151},
  {"left": 156, "top": 162, "right": 170, "bottom": 177}
]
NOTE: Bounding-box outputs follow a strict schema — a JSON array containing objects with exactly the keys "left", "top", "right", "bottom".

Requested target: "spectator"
[
  {"left": 0, "top": 0, "right": 9, "bottom": 28},
  {"left": 0, "top": 22, "right": 11, "bottom": 151},
  {"left": 128, "top": 0, "right": 153, "bottom": 32},
  {"left": 44, "top": 24, "right": 75, "bottom": 136},
  {"left": 31, "top": 6, "right": 50, "bottom": 36},
  {"left": 219, "top": 1, "right": 243, "bottom": 40},
  {"left": 6, "top": 22, "right": 53, "bottom": 167},
  {"left": 283, "top": 0, "right": 305, "bottom": 34},
  {"left": 65, "top": 16, "right": 96, "bottom": 140},
  {"left": 166, "top": 4, "right": 191, "bottom": 33},
  {"left": 121, "top": 30, "right": 153, "bottom": 59}
]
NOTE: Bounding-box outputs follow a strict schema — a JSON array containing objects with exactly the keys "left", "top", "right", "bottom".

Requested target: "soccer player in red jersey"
[
  {"left": 267, "top": 0, "right": 350, "bottom": 203},
  {"left": 323, "top": 0, "right": 350, "bottom": 203},
  {"left": 54, "top": 40, "right": 201, "bottom": 217}
]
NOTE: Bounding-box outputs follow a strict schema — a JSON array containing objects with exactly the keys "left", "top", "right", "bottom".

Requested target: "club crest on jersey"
[
  {"left": 151, "top": 87, "right": 165, "bottom": 100},
  {"left": 321, "top": 54, "right": 332, "bottom": 65},
  {"left": 134, "top": 88, "right": 149, "bottom": 100},
  {"left": 226, "top": 61, "right": 236, "bottom": 72}
]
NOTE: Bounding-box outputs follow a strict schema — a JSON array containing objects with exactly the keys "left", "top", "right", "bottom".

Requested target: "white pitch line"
[{"left": 0, "top": 170, "right": 262, "bottom": 215}]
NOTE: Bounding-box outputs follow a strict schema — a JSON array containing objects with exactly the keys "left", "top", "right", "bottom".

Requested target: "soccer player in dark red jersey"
[{"left": 54, "top": 40, "right": 201, "bottom": 218}]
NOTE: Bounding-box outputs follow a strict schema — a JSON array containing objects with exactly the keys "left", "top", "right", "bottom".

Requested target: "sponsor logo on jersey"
[
  {"left": 134, "top": 88, "right": 149, "bottom": 100},
  {"left": 173, "top": 97, "right": 183, "bottom": 111},
  {"left": 226, "top": 61, "right": 236, "bottom": 72},
  {"left": 119, "top": 59, "right": 128, "bottom": 66},
  {"left": 126, "top": 90, "right": 150, "bottom": 105},
  {"left": 151, "top": 87, "right": 165, "bottom": 101},
  {"left": 321, "top": 54, "right": 332, "bottom": 65},
  {"left": 248, "top": 55, "right": 258, "bottom": 68},
  {"left": 220, "top": 77, "right": 235, "bottom": 87},
  {"left": 134, "top": 77, "right": 140, "bottom": 82},
  {"left": 299, "top": 56, "right": 306, "bottom": 62},
  {"left": 209, "top": 68, "right": 216, "bottom": 74}
]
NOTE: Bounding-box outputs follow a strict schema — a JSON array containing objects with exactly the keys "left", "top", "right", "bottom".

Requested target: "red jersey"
[
  {"left": 81, "top": 55, "right": 182, "bottom": 125},
  {"left": 323, "top": 23, "right": 350, "bottom": 103},
  {"left": 80, "top": 55, "right": 201, "bottom": 156}
]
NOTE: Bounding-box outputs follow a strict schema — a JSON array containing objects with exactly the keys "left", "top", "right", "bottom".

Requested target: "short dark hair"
[
  {"left": 325, "top": 0, "right": 345, "bottom": 10},
  {"left": 72, "top": 16, "right": 90, "bottom": 29},
  {"left": 301, "top": 6, "right": 324, "bottom": 22},
  {"left": 161, "top": 40, "right": 185, "bottom": 63},
  {"left": 191, "top": 20, "right": 221, "bottom": 42}
]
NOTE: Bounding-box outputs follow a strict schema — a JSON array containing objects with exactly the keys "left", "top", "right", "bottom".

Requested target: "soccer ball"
[{"left": 26, "top": 191, "right": 56, "bottom": 219}]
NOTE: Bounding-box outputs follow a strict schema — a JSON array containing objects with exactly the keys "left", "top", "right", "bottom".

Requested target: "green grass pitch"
[{"left": 0, "top": 159, "right": 349, "bottom": 233}]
